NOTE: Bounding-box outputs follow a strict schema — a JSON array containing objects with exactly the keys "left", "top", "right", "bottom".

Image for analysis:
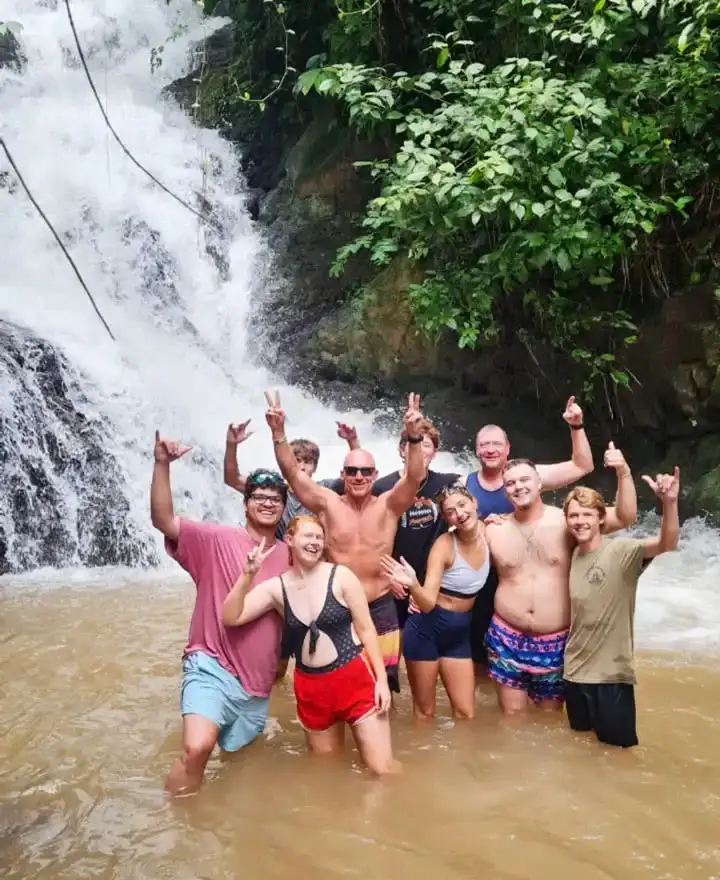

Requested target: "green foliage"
[{"left": 290, "top": 0, "right": 720, "bottom": 397}]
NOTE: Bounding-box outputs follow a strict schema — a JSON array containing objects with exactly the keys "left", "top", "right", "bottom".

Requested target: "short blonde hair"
[{"left": 563, "top": 486, "right": 606, "bottom": 520}]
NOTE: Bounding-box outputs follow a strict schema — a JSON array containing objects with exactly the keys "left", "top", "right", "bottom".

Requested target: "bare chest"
[
  {"left": 322, "top": 499, "right": 396, "bottom": 567},
  {"left": 488, "top": 512, "right": 570, "bottom": 575}
]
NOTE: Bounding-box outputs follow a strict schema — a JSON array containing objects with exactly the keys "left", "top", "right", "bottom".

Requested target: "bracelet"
[
  {"left": 407, "top": 435, "right": 423, "bottom": 444},
  {"left": 273, "top": 435, "right": 287, "bottom": 445},
  {"left": 569, "top": 423, "right": 584, "bottom": 431}
]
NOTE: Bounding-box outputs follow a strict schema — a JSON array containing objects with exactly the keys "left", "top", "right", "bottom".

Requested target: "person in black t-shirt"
[{"left": 372, "top": 419, "right": 459, "bottom": 630}]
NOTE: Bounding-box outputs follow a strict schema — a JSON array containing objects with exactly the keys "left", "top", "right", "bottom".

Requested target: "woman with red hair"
[{"left": 222, "top": 515, "right": 394, "bottom": 774}]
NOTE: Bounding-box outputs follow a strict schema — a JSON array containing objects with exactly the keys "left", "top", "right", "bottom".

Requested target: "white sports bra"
[{"left": 438, "top": 534, "right": 491, "bottom": 599}]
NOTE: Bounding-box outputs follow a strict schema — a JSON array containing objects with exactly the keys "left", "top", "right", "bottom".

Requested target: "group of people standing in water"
[{"left": 150, "top": 391, "right": 680, "bottom": 796}]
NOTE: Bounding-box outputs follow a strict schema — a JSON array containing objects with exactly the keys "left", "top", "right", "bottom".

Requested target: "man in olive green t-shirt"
[{"left": 562, "top": 457, "right": 680, "bottom": 748}]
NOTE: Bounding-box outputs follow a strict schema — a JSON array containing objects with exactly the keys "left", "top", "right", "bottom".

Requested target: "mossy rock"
[
  {"left": 286, "top": 114, "right": 354, "bottom": 189},
  {"left": 302, "top": 259, "right": 468, "bottom": 385},
  {"left": 685, "top": 462, "right": 720, "bottom": 516}
]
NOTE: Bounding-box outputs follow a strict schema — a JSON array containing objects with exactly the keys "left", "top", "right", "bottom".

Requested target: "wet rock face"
[
  {"left": 0, "top": 27, "right": 26, "bottom": 74},
  {"left": 0, "top": 320, "right": 157, "bottom": 575}
]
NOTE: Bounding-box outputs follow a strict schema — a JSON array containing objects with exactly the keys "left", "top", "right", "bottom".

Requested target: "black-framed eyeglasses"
[
  {"left": 343, "top": 466, "right": 375, "bottom": 477},
  {"left": 249, "top": 494, "right": 284, "bottom": 507}
]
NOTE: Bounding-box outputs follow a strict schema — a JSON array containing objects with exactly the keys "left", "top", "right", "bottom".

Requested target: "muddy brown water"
[{"left": 2, "top": 579, "right": 719, "bottom": 880}]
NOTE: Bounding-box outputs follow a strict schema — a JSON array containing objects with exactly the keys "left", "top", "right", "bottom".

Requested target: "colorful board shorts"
[
  {"left": 368, "top": 593, "right": 401, "bottom": 693},
  {"left": 484, "top": 614, "right": 567, "bottom": 703},
  {"left": 402, "top": 606, "right": 472, "bottom": 661},
  {"left": 293, "top": 653, "right": 377, "bottom": 732},
  {"left": 181, "top": 651, "right": 269, "bottom": 751}
]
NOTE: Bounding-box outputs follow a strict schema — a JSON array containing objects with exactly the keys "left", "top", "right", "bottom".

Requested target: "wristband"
[
  {"left": 569, "top": 423, "right": 584, "bottom": 431},
  {"left": 406, "top": 435, "right": 423, "bottom": 444},
  {"left": 273, "top": 435, "right": 287, "bottom": 445}
]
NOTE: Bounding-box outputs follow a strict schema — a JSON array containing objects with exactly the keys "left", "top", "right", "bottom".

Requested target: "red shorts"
[{"left": 293, "top": 653, "right": 377, "bottom": 732}]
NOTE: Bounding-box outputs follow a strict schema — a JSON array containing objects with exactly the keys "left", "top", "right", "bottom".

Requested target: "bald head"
[
  {"left": 341, "top": 448, "right": 377, "bottom": 500},
  {"left": 343, "top": 448, "right": 376, "bottom": 470}
]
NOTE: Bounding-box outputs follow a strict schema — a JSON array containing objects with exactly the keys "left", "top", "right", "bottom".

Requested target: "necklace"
[{"left": 456, "top": 523, "right": 481, "bottom": 545}]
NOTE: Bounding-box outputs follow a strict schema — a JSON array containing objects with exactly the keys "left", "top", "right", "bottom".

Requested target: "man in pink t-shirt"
[{"left": 150, "top": 430, "right": 290, "bottom": 796}]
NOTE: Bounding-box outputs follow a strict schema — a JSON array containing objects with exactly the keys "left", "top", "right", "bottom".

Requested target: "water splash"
[{"left": 0, "top": 0, "right": 437, "bottom": 571}]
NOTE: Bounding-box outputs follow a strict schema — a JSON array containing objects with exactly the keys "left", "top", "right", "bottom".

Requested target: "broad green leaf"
[{"left": 556, "top": 250, "right": 571, "bottom": 271}]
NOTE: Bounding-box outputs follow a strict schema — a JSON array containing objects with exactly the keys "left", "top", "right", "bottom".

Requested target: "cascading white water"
[
  {"left": 0, "top": 0, "right": 450, "bottom": 572},
  {"left": 1, "top": 0, "right": 719, "bottom": 657}
]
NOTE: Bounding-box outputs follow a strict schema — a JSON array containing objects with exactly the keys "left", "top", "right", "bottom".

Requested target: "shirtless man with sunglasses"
[{"left": 265, "top": 390, "right": 427, "bottom": 692}]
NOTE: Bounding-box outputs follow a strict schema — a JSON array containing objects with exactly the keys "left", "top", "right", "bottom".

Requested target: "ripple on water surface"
[{"left": 2, "top": 580, "right": 720, "bottom": 880}]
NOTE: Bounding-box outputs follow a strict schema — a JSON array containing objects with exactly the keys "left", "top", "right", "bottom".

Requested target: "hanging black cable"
[
  {"left": 0, "top": 136, "right": 116, "bottom": 342},
  {"left": 63, "top": 0, "right": 209, "bottom": 224}
]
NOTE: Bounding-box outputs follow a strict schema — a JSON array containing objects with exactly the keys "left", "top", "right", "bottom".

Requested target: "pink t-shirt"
[{"left": 165, "top": 519, "right": 290, "bottom": 698}]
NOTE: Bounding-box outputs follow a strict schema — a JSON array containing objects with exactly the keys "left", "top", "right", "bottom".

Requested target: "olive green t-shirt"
[{"left": 564, "top": 536, "right": 646, "bottom": 685}]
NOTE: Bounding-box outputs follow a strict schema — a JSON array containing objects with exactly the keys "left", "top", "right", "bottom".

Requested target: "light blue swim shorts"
[{"left": 181, "top": 651, "right": 269, "bottom": 752}]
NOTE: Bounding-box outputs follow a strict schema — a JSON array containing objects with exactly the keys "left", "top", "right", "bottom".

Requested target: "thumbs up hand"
[{"left": 603, "top": 441, "right": 629, "bottom": 474}]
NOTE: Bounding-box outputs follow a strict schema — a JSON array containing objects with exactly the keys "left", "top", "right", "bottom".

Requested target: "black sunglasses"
[{"left": 343, "top": 466, "right": 375, "bottom": 477}]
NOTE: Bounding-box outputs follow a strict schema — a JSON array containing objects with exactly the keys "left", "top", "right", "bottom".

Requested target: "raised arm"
[
  {"left": 640, "top": 467, "right": 680, "bottom": 559},
  {"left": 221, "top": 539, "right": 283, "bottom": 625},
  {"left": 264, "top": 390, "right": 335, "bottom": 513},
  {"left": 150, "top": 430, "right": 191, "bottom": 541},
  {"left": 602, "top": 443, "right": 638, "bottom": 533},
  {"left": 380, "top": 534, "right": 453, "bottom": 613},
  {"left": 339, "top": 566, "right": 391, "bottom": 711},
  {"left": 536, "top": 396, "right": 594, "bottom": 492},
  {"left": 223, "top": 420, "right": 253, "bottom": 493},
  {"left": 385, "top": 393, "right": 426, "bottom": 516},
  {"left": 336, "top": 421, "right": 361, "bottom": 451}
]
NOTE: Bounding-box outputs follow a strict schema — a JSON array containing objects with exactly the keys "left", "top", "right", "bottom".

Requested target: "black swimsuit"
[{"left": 281, "top": 565, "right": 361, "bottom": 674}]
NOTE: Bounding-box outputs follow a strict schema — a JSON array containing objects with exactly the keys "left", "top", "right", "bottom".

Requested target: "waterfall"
[{"left": 0, "top": 0, "right": 423, "bottom": 574}]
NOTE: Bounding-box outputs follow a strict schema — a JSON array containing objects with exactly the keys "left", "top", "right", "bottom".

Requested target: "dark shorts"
[
  {"left": 564, "top": 680, "right": 638, "bottom": 748},
  {"left": 368, "top": 593, "right": 401, "bottom": 693},
  {"left": 395, "top": 595, "right": 410, "bottom": 632},
  {"left": 402, "top": 606, "right": 472, "bottom": 662},
  {"left": 470, "top": 566, "right": 498, "bottom": 664}
]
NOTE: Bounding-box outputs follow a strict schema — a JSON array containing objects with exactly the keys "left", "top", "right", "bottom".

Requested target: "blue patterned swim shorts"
[{"left": 485, "top": 614, "right": 567, "bottom": 703}]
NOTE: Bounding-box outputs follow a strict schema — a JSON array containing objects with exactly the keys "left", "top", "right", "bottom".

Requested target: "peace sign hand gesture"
[
  {"left": 154, "top": 430, "right": 192, "bottom": 464},
  {"left": 243, "top": 537, "right": 275, "bottom": 576},
  {"left": 642, "top": 466, "right": 680, "bottom": 504},
  {"left": 403, "top": 392, "right": 424, "bottom": 440},
  {"left": 264, "top": 390, "right": 286, "bottom": 438}
]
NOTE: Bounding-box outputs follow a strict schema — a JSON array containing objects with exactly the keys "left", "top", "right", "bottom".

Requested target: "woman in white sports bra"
[{"left": 381, "top": 484, "right": 490, "bottom": 720}]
